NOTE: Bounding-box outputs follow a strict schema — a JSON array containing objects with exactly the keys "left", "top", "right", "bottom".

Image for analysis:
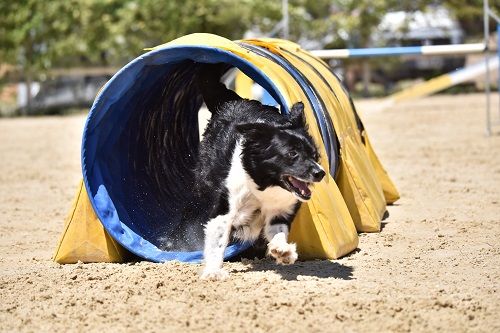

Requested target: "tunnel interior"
[{"left": 82, "top": 46, "right": 287, "bottom": 262}]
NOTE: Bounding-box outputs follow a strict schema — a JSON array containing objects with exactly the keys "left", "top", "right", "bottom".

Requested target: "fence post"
[{"left": 497, "top": 23, "right": 500, "bottom": 117}]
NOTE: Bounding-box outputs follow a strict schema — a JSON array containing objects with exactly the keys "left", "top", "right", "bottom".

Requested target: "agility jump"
[{"left": 310, "top": 0, "right": 500, "bottom": 135}]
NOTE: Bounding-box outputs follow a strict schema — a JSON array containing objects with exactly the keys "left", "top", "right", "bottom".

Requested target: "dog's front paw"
[
  {"left": 200, "top": 268, "right": 229, "bottom": 281},
  {"left": 268, "top": 241, "right": 298, "bottom": 265}
]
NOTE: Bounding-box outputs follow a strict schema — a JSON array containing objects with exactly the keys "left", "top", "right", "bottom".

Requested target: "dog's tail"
[{"left": 196, "top": 63, "right": 242, "bottom": 114}]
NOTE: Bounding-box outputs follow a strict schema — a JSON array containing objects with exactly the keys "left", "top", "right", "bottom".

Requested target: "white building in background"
[
  {"left": 375, "top": 6, "right": 464, "bottom": 47},
  {"left": 372, "top": 6, "right": 466, "bottom": 78}
]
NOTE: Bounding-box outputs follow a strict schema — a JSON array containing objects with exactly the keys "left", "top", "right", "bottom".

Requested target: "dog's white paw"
[
  {"left": 200, "top": 268, "right": 229, "bottom": 281},
  {"left": 268, "top": 241, "right": 298, "bottom": 265}
]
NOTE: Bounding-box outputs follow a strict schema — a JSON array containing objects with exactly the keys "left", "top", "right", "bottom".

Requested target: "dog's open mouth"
[{"left": 283, "top": 175, "right": 312, "bottom": 201}]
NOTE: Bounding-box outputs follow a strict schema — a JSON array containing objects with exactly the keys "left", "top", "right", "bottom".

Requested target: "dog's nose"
[{"left": 313, "top": 168, "right": 325, "bottom": 182}]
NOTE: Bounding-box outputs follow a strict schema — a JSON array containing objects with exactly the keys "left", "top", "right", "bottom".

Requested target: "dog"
[{"left": 172, "top": 65, "right": 325, "bottom": 280}]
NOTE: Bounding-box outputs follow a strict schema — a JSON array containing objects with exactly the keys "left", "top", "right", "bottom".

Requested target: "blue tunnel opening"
[{"left": 82, "top": 46, "right": 288, "bottom": 263}]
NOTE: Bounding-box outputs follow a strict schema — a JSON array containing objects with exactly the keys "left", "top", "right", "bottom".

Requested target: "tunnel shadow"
[
  {"left": 380, "top": 221, "right": 388, "bottom": 232},
  {"left": 237, "top": 259, "right": 354, "bottom": 281}
]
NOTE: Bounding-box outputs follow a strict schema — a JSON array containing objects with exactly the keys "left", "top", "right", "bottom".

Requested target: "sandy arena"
[{"left": 0, "top": 94, "right": 499, "bottom": 332}]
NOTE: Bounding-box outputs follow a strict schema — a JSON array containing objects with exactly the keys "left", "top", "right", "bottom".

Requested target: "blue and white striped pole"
[{"left": 310, "top": 43, "right": 486, "bottom": 59}]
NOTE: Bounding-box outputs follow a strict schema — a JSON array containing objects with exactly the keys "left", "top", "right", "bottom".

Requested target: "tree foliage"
[
  {"left": 1, "top": 0, "right": 279, "bottom": 72},
  {"left": 0, "top": 0, "right": 493, "bottom": 78}
]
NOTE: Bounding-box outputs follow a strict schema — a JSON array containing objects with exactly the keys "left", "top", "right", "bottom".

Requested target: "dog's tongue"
[{"left": 289, "top": 177, "right": 311, "bottom": 197}]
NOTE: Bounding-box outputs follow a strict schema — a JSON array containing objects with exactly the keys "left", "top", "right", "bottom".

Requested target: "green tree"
[
  {"left": 0, "top": 0, "right": 494, "bottom": 111},
  {"left": 445, "top": 0, "right": 500, "bottom": 38},
  {"left": 108, "top": 0, "right": 259, "bottom": 61},
  {"left": 0, "top": 0, "right": 90, "bottom": 113}
]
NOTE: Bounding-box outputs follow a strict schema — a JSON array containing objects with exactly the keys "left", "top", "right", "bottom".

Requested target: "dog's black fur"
[{"left": 165, "top": 64, "right": 324, "bottom": 253}]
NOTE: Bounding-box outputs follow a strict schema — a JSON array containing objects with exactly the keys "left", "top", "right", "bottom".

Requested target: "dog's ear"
[
  {"left": 288, "top": 102, "right": 306, "bottom": 128},
  {"left": 235, "top": 122, "right": 275, "bottom": 139}
]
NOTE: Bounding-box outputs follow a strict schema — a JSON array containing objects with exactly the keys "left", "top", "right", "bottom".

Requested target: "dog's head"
[{"left": 237, "top": 102, "right": 325, "bottom": 201}]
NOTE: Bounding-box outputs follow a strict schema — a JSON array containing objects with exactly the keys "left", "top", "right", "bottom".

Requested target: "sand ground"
[{"left": 0, "top": 94, "right": 499, "bottom": 332}]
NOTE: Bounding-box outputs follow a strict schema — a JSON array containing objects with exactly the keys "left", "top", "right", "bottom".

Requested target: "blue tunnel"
[{"left": 82, "top": 44, "right": 340, "bottom": 263}]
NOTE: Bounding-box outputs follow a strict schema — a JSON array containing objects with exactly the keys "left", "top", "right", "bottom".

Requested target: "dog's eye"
[{"left": 288, "top": 151, "right": 298, "bottom": 159}]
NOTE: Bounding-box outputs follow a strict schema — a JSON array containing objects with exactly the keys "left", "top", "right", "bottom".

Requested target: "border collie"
[{"left": 179, "top": 65, "right": 325, "bottom": 280}]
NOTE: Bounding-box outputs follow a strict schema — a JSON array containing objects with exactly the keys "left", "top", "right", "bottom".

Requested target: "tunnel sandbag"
[
  {"left": 53, "top": 180, "right": 129, "bottom": 264},
  {"left": 63, "top": 33, "right": 367, "bottom": 263},
  {"left": 361, "top": 132, "right": 400, "bottom": 204}
]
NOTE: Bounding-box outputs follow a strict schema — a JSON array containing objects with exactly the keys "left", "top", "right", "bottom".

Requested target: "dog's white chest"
[
  {"left": 253, "top": 186, "right": 297, "bottom": 219},
  {"left": 225, "top": 142, "right": 297, "bottom": 223}
]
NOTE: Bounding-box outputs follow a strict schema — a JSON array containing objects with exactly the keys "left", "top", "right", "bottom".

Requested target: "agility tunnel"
[{"left": 53, "top": 34, "right": 399, "bottom": 264}]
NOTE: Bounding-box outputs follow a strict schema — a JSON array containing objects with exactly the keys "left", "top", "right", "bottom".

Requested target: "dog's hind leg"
[
  {"left": 264, "top": 217, "right": 298, "bottom": 265},
  {"left": 201, "top": 215, "right": 232, "bottom": 281}
]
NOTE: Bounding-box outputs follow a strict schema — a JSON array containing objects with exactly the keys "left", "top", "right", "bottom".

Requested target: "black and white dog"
[{"left": 183, "top": 65, "right": 325, "bottom": 280}]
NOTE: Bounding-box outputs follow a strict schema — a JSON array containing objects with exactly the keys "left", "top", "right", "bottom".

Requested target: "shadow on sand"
[{"left": 237, "top": 259, "right": 354, "bottom": 281}]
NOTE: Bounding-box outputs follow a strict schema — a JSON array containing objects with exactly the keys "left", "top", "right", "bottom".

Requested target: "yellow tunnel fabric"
[
  {"left": 279, "top": 41, "right": 399, "bottom": 206},
  {"left": 242, "top": 38, "right": 388, "bottom": 232},
  {"left": 242, "top": 38, "right": 399, "bottom": 207}
]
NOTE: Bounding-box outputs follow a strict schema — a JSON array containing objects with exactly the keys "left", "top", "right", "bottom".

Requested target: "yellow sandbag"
[
  {"left": 289, "top": 177, "right": 358, "bottom": 259},
  {"left": 53, "top": 180, "right": 128, "bottom": 264},
  {"left": 339, "top": 134, "right": 386, "bottom": 232},
  {"left": 244, "top": 39, "right": 387, "bottom": 232},
  {"left": 361, "top": 131, "right": 400, "bottom": 204}
]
